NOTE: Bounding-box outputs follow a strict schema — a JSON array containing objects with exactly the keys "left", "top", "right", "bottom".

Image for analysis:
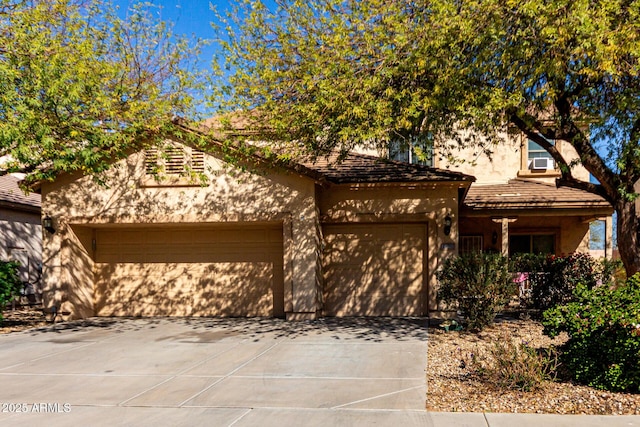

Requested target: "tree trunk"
[{"left": 615, "top": 199, "right": 640, "bottom": 277}]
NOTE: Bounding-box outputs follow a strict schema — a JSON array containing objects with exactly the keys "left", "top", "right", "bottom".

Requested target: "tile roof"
[
  {"left": 0, "top": 174, "right": 41, "bottom": 210},
  {"left": 463, "top": 179, "right": 611, "bottom": 211},
  {"left": 174, "top": 119, "right": 475, "bottom": 185},
  {"left": 300, "top": 152, "right": 475, "bottom": 184}
]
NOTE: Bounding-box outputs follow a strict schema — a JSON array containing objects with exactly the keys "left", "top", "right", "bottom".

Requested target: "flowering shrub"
[
  {"left": 542, "top": 274, "right": 640, "bottom": 393},
  {"left": 436, "top": 253, "right": 515, "bottom": 330},
  {"left": 0, "top": 261, "right": 22, "bottom": 321},
  {"left": 511, "top": 253, "right": 618, "bottom": 311}
]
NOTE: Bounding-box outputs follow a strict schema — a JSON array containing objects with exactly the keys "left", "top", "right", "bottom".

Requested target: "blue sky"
[{"left": 115, "top": 0, "right": 230, "bottom": 71}]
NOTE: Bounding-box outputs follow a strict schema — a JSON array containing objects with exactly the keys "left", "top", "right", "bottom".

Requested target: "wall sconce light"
[
  {"left": 492, "top": 231, "right": 498, "bottom": 245},
  {"left": 443, "top": 214, "right": 452, "bottom": 236},
  {"left": 43, "top": 216, "right": 55, "bottom": 234}
]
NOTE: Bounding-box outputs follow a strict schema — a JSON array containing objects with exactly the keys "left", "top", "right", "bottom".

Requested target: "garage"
[
  {"left": 93, "top": 223, "right": 285, "bottom": 317},
  {"left": 322, "top": 223, "right": 428, "bottom": 316}
]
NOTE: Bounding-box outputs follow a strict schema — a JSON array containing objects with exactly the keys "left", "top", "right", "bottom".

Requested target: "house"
[
  {"left": 0, "top": 174, "right": 42, "bottom": 301},
  {"left": 38, "top": 124, "right": 612, "bottom": 320},
  {"left": 380, "top": 131, "right": 614, "bottom": 258}
]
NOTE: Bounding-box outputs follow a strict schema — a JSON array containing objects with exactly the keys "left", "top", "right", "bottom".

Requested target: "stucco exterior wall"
[
  {"left": 439, "top": 132, "right": 591, "bottom": 185},
  {"left": 40, "top": 142, "right": 320, "bottom": 319}
]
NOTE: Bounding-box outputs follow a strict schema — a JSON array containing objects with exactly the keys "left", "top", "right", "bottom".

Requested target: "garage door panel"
[
  {"left": 323, "top": 223, "right": 427, "bottom": 317},
  {"left": 94, "top": 225, "right": 284, "bottom": 317}
]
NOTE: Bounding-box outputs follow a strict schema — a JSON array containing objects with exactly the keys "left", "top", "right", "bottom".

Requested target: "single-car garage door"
[
  {"left": 94, "top": 224, "right": 284, "bottom": 317},
  {"left": 322, "top": 223, "right": 427, "bottom": 316}
]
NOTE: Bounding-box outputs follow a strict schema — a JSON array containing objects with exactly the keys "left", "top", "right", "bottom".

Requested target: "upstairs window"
[
  {"left": 145, "top": 145, "right": 205, "bottom": 176},
  {"left": 527, "top": 138, "right": 555, "bottom": 171},
  {"left": 389, "top": 135, "right": 433, "bottom": 166}
]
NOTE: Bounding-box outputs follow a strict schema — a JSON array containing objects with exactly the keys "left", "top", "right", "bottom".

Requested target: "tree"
[
  {"left": 215, "top": 0, "right": 640, "bottom": 275},
  {"left": 0, "top": 0, "right": 205, "bottom": 184}
]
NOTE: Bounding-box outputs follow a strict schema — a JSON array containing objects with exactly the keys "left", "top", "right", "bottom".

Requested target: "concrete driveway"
[{"left": 0, "top": 317, "right": 430, "bottom": 426}]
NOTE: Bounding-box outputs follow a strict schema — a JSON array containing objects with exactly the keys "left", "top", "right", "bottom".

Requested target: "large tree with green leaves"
[
  {"left": 0, "top": 0, "right": 205, "bottom": 184},
  {"left": 215, "top": 0, "right": 640, "bottom": 275}
]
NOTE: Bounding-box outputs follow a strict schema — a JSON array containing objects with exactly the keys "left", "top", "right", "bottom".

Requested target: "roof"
[
  {"left": 463, "top": 179, "right": 612, "bottom": 212},
  {"left": 300, "top": 152, "right": 474, "bottom": 184},
  {"left": 0, "top": 174, "right": 41, "bottom": 211},
  {"left": 172, "top": 119, "right": 475, "bottom": 186}
]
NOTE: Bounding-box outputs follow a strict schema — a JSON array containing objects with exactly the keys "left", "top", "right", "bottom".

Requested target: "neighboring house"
[
  {"left": 0, "top": 174, "right": 42, "bottom": 301},
  {"left": 38, "top": 125, "right": 613, "bottom": 320}
]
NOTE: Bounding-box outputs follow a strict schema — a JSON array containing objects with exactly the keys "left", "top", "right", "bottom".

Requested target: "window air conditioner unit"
[{"left": 532, "top": 158, "right": 554, "bottom": 170}]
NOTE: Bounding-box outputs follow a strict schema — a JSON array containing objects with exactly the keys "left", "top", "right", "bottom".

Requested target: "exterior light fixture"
[
  {"left": 43, "top": 216, "right": 55, "bottom": 234},
  {"left": 443, "top": 214, "right": 452, "bottom": 236}
]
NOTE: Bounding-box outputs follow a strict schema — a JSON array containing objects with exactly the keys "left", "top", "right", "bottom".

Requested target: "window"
[
  {"left": 509, "top": 234, "right": 555, "bottom": 255},
  {"left": 527, "top": 138, "right": 555, "bottom": 171},
  {"left": 145, "top": 145, "right": 205, "bottom": 176},
  {"left": 460, "top": 235, "right": 483, "bottom": 254},
  {"left": 389, "top": 135, "right": 433, "bottom": 166}
]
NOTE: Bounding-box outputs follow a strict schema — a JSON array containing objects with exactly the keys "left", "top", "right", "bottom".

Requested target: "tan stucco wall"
[
  {"left": 318, "top": 183, "right": 464, "bottom": 313},
  {"left": 439, "top": 132, "right": 591, "bottom": 185},
  {"left": 41, "top": 142, "right": 320, "bottom": 319}
]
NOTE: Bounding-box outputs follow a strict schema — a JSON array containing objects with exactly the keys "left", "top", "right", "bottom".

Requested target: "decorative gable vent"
[{"left": 145, "top": 145, "right": 205, "bottom": 176}]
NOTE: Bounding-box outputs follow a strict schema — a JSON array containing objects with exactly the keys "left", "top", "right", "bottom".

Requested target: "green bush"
[
  {"left": 542, "top": 274, "right": 640, "bottom": 393},
  {"left": 436, "top": 253, "right": 515, "bottom": 330},
  {"left": 0, "top": 261, "right": 22, "bottom": 321},
  {"left": 511, "top": 253, "right": 614, "bottom": 311},
  {"left": 460, "top": 332, "right": 558, "bottom": 392}
]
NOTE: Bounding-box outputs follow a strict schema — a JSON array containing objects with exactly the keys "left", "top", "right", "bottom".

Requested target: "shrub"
[
  {"left": 0, "top": 261, "right": 22, "bottom": 321},
  {"left": 460, "top": 332, "right": 558, "bottom": 392},
  {"left": 436, "top": 253, "right": 515, "bottom": 330},
  {"left": 511, "top": 252, "right": 612, "bottom": 311},
  {"left": 542, "top": 274, "right": 640, "bottom": 393}
]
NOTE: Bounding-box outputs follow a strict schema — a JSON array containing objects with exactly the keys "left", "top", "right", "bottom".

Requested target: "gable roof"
[
  {"left": 463, "top": 179, "right": 612, "bottom": 212},
  {"left": 0, "top": 174, "right": 41, "bottom": 212},
  {"left": 174, "top": 120, "right": 475, "bottom": 186}
]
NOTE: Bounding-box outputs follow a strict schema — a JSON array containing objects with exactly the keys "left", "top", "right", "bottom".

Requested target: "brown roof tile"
[
  {"left": 464, "top": 179, "right": 611, "bottom": 211},
  {"left": 0, "top": 175, "right": 41, "bottom": 210},
  {"left": 301, "top": 152, "right": 475, "bottom": 184}
]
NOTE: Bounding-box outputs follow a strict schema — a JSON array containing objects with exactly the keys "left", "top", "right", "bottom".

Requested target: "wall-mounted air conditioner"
[{"left": 532, "top": 158, "right": 554, "bottom": 170}]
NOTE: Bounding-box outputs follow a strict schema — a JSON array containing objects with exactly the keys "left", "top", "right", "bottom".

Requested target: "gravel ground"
[
  {"left": 3, "top": 308, "right": 639, "bottom": 414},
  {"left": 0, "top": 306, "right": 49, "bottom": 334},
  {"left": 427, "top": 316, "right": 640, "bottom": 414}
]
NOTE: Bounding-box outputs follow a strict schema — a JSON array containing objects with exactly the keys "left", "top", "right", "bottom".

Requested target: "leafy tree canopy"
[
  {"left": 0, "top": 0, "right": 206, "bottom": 185},
  {"left": 215, "top": 0, "right": 640, "bottom": 274}
]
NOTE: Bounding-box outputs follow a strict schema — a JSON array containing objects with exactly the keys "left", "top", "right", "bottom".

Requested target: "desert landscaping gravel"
[{"left": 427, "top": 317, "right": 640, "bottom": 414}]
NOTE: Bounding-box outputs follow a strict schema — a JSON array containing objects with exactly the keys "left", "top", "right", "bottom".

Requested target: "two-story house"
[{"left": 36, "top": 123, "right": 612, "bottom": 320}]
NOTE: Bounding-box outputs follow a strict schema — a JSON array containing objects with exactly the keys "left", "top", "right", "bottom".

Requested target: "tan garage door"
[
  {"left": 322, "top": 223, "right": 427, "bottom": 316},
  {"left": 94, "top": 224, "right": 284, "bottom": 317}
]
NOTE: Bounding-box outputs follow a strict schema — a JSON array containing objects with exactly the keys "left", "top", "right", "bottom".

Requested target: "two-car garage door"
[
  {"left": 93, "top": 224, "right": 284, "bottom": 317},
  {"left": 322, "top": 223, "right": 428, "bottom": 317}
]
